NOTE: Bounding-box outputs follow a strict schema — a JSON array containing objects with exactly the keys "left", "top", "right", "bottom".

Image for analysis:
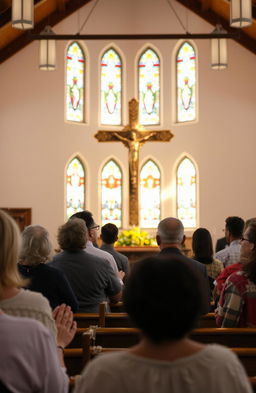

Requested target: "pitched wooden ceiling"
[{"left": 0, "top": 0, "right": 255, "bottom": 64}]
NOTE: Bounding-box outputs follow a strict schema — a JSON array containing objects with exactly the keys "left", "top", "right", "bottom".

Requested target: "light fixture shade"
[
  {"left": 39, "top": 26, "right": 56, "bottom": 71},
  {"left": 230, "top": 0, "right": 252, "bottom": 27},
  {"left": 211, "top": 25, "right": 228, "bottom": 70},
  {"left": 12, "top": 0, "right": 34, "bottom": 29}
]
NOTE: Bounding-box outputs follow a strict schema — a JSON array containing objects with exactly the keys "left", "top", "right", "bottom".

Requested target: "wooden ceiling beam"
[
  {"left": 0, "top": 0, "right": 93, "bottom": 64},
  {"left": 176, "top": 0, "right": 256, "bottom": 54}
]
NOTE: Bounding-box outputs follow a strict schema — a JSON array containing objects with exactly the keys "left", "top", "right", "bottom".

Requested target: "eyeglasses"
[
  {"left": 241, "top": 237, "right": 251, "bottom": 243},
  {"left": 90, "top": 225, "right": 100, "bottom": 231}
]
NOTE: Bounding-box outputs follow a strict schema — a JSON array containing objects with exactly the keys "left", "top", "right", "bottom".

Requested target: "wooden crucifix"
[{"left": 95, "top": 98, "right": 174, "bottom": 226}]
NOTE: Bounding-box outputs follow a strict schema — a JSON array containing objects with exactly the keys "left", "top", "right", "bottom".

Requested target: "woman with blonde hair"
[{"left": 0, "top": 209, "right": 56, "bottom": 337}]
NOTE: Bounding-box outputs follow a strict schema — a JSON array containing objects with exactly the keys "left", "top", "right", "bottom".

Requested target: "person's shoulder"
[
  {"left": 215, "top": 246, "right": 229, "bottom": 258},
  {"left": 44, "top": 263, "right": 66, "bottom": 277},
  {"left": 97, "top": 247, "right": 116, "bottom": 262},
  {"left": 115, "top": 250, "right": 128, "bottom": 261},
  {"left": 84, "top": 250, "right": 111, "bottom": 267},
  {"left": 20, "top": 288, "right": 51, "bottom": 308},
  {"left": 50, "top": 250, "right": 67, "bottom": 263},
  {"left": 85, "top": 351, "right": 127, "bottom": 371},
  {"left": 204, "top": 344, "right": 240, "bottom": 363},
  {"left": 0, "top": 312, "right": 51, "bottom": 337}
]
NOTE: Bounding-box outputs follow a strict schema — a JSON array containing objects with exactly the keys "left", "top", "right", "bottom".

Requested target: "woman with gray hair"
[{"left": 18, "top": 225, "right": 78, "bottom": 312}]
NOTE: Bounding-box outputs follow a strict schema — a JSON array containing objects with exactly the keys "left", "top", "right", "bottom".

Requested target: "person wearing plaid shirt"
[
  {"left": 215, "top": 216, "right": 244, "bottom": 267},
  {"left": 216, "top": 222, "right": 256, "bottom": 327}
]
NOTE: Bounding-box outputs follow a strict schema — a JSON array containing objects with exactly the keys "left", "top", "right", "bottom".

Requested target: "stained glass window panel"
[
  {"left": 138, "top": 48, "right": 160, "bottom": 125},
  {"left": 176, "top": 42, "right": 196, "bottom": 122},
  {"left": 101, "top": 48, "right": 122, "bottom": 125},
  {"left": 176, "top": 157, "right": 197, "bottom": 228},
  {"left": 66, "top": 42, "right": 85, "bottom": 122},
  {"left": 66, "top": 157, "right": 85, "bottom": 218},
  {"left": 101, "top": 160, "right": 122, "bottom": 227},
  {"left": 140, "top": 160, "right": 161, "bottom": 228}
]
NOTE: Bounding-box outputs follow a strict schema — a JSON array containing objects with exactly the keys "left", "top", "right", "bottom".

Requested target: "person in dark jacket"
[
  {"left": 18, "top": 225, "right": 78, "bottom": 312},
  {"left": 157, "top": 217, "right": 211, "bottom": 315}
]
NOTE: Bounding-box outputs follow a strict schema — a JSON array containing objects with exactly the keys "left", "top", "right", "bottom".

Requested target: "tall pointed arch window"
[
  {"left": 176, "top": 42, "right": 196, "bottom": 123},
  {"left": 66, "top": 42, "right": 85, "bottom": 122},
  {"left": 176, "top": 157, "right": 197, "bottom": 228},
  {"left": 101, "top": 48, "right": 122, "bottom": 125},
  {"left": 66, "top": 157, "right": 85, "bottom": 219},
  {"left": 140, "top": 159, "right": 161, "bottom": 228},
  {"left": 101, "top": 159, "right": 122, "bottom": 227},
  {"left": 138, "top": 48, "right": 160, "bottom": 125}
]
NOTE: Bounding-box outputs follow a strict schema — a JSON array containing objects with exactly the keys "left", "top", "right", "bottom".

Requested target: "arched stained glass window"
[
  {"left": 101, "top": 159, "right": 122, "bottom": 227},
  {"left": 176, "top": 42, "right": 196, "bottom": 123},
  {"left": 101, "top": 48, "right": 122, "bottom": 125},
  {"left": 176, "top": 157, "right": 197, "bottom": 228},
  {"left": 138, "top": 48, "right": 160, "bottom": 125},
  {"left": 140, "top": 159, "right": 161, "bottom": 228},
  {"left": 66, "top": 42, "right": 85, "bottom": 122},
  {"left": 66, "top": 157, "right": 85, "bottom": 219}
]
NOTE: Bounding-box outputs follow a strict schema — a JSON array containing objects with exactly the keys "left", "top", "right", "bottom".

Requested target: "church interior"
[{"left": 0, "top": 0, "right": 256, "bottom": 247}]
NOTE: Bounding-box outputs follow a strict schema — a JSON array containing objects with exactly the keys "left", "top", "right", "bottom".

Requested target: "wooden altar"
[
  {"left": 116, "top": 237, "right": 192, "bottom": 267},
  {"left": 115, "top": 246, "right": 159, "bottom": 266}
]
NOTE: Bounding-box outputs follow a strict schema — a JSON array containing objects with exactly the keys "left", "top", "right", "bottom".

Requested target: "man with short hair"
[
  {"left": 71, "top": 211, "right": 124, "bottom": 283},
  {"left": 215, "top": 216, "right": 244, "bottom": 267},
  {"left": 100, "top": 223, "right": 129, "bottom": 279},
  {"left": 50, "top": 218, "right": 121, "bottom": 312},
  {"left": 156, "top": 217, "right": 211, "bottom": 314}
]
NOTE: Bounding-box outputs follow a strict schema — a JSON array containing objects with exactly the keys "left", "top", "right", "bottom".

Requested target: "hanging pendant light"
[
  {"left": 230, "top": 0, "right": 252, "bottom": 27},
  {"left": 211, "top": 25, "right": 228, "bottom": 70},
  {"left": 39, "top": 26, "right": 56, "bottom": 71},
  {"left": 12, "top": 0, "right": 34, "bottom": 29}
]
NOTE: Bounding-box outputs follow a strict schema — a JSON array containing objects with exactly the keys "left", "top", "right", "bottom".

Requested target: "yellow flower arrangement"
[{"left": 115, "top": 227, "right": 157, "bottom": 247}]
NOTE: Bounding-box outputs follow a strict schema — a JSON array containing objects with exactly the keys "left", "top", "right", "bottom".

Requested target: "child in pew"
[{"left": 74, "top": 255, "right": 252, "bottom": 393}]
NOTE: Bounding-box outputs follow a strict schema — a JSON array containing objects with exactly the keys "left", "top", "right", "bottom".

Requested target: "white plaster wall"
[{"left": 0, "top": 0, "right": 255, "bottom": 246}]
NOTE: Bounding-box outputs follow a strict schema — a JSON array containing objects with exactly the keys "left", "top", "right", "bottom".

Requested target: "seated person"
[
  {"left": 50, "top": 218, "right": 122, "bottom": 312},
  {"left": 74, "top": 255, "right": 251, "bottom": 393},
  {"left": 0, "top": 209, "right": 56, "bottom": 338},
  {"left": 100, "top": 223, "right": 129, "bottom": 280},
  {"left": 192, "top": 228, "right": 224, "bottom": 293},
  {"left": 18, "top": 225, "right": 78, "bottom": 312},
  {"left": 216, "top": 221, "right": 256, "bottom": 327},
  {"left": 0, "top": 304, "right": 76, "bottom": 393}
]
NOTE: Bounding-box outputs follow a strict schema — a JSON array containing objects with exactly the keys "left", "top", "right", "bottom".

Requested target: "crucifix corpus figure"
[{"left": 95, "top": 98, "right": 174, "bottom": 226}]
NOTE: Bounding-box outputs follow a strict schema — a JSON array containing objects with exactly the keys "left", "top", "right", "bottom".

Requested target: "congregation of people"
[{"left": 0, "top": 207, "right": 256, "bottom": 393}]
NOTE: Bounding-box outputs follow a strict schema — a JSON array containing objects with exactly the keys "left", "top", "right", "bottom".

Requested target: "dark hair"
[
  {"left": 123, "top": 256, "right": 202, "bottom": 343},
  {"left": 192, "top": 228, "right": 213, "bottom": 264},
  {"left": 58, "top": 218, "right": 87, "bottom": 251},
  {"left": 70, "top": 210, "right": 95, "bottom": 230},
  {"left": 225, "top": 216, "right": 244, "bottom": 238},
  {"left": 101, "top": 223, "right": 118, "bottom": 244},
  {"left": 243, "top": 222, "right": 256, "bottom": 284}
]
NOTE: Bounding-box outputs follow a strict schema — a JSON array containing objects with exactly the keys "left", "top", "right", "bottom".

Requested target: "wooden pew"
[
  {"left": 109, "top": 302, "right": 125, "bottom": 312},
  {"left": 190, "top": 328, "right": 256, "bottom": 347},
  {"left": 74, "top": 312, "right": 216, "bottom": 329},
  {"left": 74, "top": 312, "right": 133, "bottom": 328},
  {"left": 197, "top": 313, "right": 216, "bottom": 328},
  {"left": 68, "top": 327, "right": 140, "bottom": 348},
  {"left": 69, "top": 327, "right": 256, "bottom": 349}
]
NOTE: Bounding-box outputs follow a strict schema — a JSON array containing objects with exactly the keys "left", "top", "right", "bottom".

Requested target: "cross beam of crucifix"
[{"left": 95, "top": 98, "right": 174, "bottom": 226}]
